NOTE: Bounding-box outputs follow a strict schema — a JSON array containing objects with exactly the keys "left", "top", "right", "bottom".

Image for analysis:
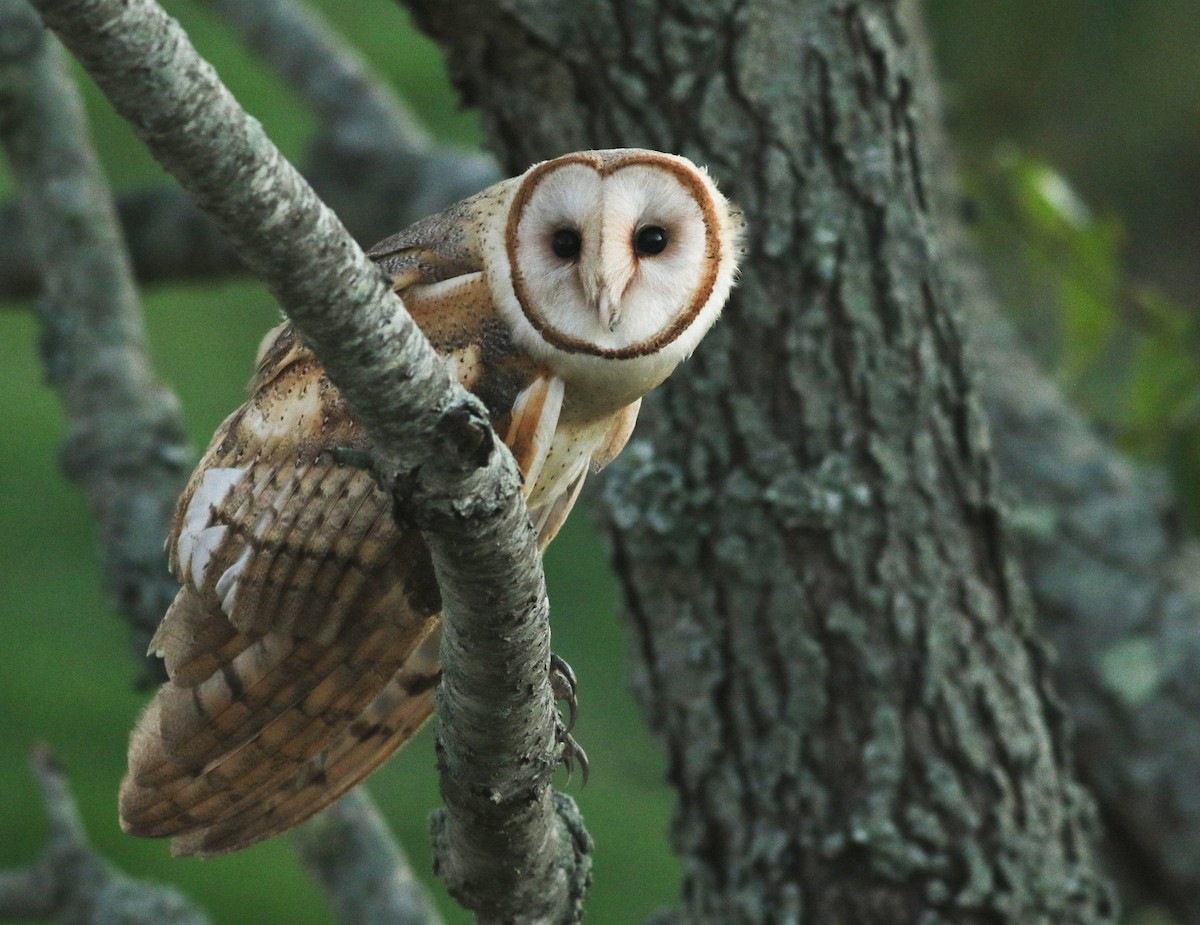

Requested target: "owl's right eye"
[{"left": 551, "top": 229, "right": 582, "bottom": 260}]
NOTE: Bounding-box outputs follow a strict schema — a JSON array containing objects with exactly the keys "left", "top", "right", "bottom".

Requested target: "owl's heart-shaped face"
[
  {"left": 482, "top": 149, "right": 743, "bottom": 402},
  {"left": 506, "top": 153, "right": 722, "bottom": 357}
]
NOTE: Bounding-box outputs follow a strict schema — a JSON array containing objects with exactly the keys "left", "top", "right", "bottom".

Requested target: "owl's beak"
[
  {"left": 582, "top": 265, "right": 622, "bottom": 332},
  {"left": 597, "top": 290, "right": 621, "bottom": 332}
]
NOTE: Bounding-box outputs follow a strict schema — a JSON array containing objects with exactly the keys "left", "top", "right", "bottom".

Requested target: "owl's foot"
[
  {"left": 557, "top": 729, "right": 590, "bottom": 785},
  {"left": 549, "top": 653, "right": 587, "bottom": 783},
  {"left": 549, "top": 652, "right": 578, "bottom": 732}
]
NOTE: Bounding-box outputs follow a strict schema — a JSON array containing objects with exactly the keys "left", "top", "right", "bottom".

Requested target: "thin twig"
[
  {"left": 23, "top": 0, "right": 590, "bottom": 920},
  {"left": 0, "top": 745, "right": 211, "bottom": 924},
  {"left": 291, "top": 789, "right": 445, "bottom": 925}
]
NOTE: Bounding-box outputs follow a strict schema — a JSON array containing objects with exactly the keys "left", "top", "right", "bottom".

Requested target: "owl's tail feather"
[
  {"left": 119, "top": 586, "right": 436, "bottom": 844},
  {"left": 170, "top": 631, "right": 442, "bottom": 857}
]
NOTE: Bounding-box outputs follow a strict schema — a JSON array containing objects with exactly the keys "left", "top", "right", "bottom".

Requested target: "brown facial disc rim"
[{"left": 504, "top": 151, "right": 723, "bottom": 360}]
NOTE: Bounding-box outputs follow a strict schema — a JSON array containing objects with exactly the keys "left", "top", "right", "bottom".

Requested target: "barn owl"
[{"left": 119, "top": 148, "right": 744, "bottom": 857}]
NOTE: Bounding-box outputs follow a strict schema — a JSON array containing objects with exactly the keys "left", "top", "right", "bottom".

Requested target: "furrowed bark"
[
  {"left": 402, "top": 0, "right": 1118, "bottom": 921},
  {"left": 910, "top": 10, "right": 1200, "bottom": 914},
  {"left": 3, "top": 0, "right": 1194, "bottom": 915},
  {"left": 23, "top": 0, "right": 590, "bottom": 920}
]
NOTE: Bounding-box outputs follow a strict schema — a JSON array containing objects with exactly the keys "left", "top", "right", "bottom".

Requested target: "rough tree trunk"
[{"left": 404, "top": 0, "right": 1118, "bottom": 921}]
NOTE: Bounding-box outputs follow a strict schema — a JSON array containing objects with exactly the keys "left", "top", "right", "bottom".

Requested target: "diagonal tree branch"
[
  {"left": 201, "top": 0, "right": 432, "bottom": 152},
  {"left": 0, "top": 2, "right": 461, "bottom": 922},
  {"left": 406, "top": 0, "right": 1200, "bottom": 917},
  {"left": 402, "top": 1, "right": 1118, "bottom": 922},
  {"left": 198, "top": 0, "right": 432, "bottom": 150},
  {"left": 13, "top": 0, "right": 1192, "bottom": 917},
  {"left": 22, "top": 0, "right": 591, "bottom": 920},
  {"left": 291, "top": 789, "right": 446, "bottom": 925}
]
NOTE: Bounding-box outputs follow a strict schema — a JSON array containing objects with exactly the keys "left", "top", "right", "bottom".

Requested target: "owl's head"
[{"left": 483, "top": 149, "right": 744, "bottom": 405}]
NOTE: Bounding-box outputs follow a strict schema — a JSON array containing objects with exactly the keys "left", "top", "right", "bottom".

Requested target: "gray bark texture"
[
  {"left": 917, "top": 19, "right": 1200, "bottom": 914},
  {"left": 191, "top": 0, "right": 498, "bottom": 236},
  {"left": 401, "top": 0, "right": 1119, "bottom": 922},
  {"left": 0, "top": 3, "right": 453, "bottom": 923},
  {"left": 10, "top": 0, "right": 1195, "bottom": 919},
  {"left": 291, "top": 790, "right": 446, "bottom": 925}
]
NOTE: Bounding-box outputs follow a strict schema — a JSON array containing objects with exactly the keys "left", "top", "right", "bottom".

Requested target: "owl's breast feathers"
[{"left": 120, "top": 305, "right": 637, "bottom": 855}]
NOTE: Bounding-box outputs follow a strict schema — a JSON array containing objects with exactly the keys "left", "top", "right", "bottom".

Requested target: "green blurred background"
[{"left": 0, "top": 2, "right": 1195, "bottom": 922}]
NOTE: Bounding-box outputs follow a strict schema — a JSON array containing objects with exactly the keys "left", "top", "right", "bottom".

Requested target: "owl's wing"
[
  {"left": 590, "top": 398, "right": 641, "bottom": 473},
  {"left": 119, "top": 330, "right": 444, "bottom": 852},
  {"left": 120, "top": 322, "right": 568, "bottom": 856},
  {"left": 157, "top": 382, "right": 568, "bottom": 857}
]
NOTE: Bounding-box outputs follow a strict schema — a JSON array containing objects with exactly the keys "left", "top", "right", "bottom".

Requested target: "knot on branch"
[
  {"left": 404, "top": 391, "right": 526, "bottom": 530},
  {"left": 434, "top": 394, "right": 494, "bottom": 471}
]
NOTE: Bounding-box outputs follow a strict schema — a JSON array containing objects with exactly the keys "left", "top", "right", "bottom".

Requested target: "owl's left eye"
[
  {"left": 551, "top": 229, "right": 582, "bottom": 260},
  {"left": 634, "top": 225, "right": 669, "bottom": 256}
]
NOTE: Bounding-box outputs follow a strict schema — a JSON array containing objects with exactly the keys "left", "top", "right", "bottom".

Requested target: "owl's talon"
[
  {"left": 553, "top": 672, "right": 588, "bottom": 785},
  {"left": 558, "top": 731, "right": 590, "bottom": 786},
  {"left": 549, "top": 652, "right": 578, "bottom": 732}
]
